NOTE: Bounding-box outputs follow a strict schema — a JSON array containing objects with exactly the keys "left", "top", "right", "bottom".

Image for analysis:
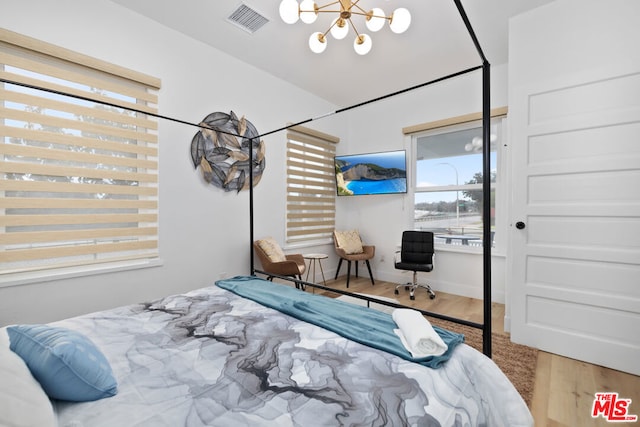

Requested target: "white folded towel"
[{"left": 392, "top": 308, "right": 448, "bottom": 358}]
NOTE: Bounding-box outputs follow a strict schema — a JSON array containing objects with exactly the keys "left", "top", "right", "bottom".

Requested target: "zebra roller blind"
[
  {"left": 0, "top": 29, "right": 161, "bottom": 274},
  {"left": 285, "top": 125, "right": 339, "bottom": 244}
]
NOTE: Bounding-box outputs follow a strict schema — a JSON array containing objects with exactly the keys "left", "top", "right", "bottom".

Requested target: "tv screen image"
[{"left": 334, "top": 150, "right": 407, "bottom": 196}]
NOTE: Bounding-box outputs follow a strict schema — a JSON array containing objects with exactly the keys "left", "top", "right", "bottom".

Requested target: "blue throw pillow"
[{"left": 7, "top": 324, "right": 117, "bottom": 402}]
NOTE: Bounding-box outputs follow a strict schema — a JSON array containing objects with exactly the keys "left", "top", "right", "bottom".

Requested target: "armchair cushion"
[
  {"left": 256, "top": 237, "right": 286, "bottom": 262},
  {"left": 334, "top": 230, "right": 364, "bottom": 255}
]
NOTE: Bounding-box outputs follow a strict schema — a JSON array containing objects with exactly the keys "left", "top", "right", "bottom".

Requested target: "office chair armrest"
[{"left": 393, "top": 251, "right": 435, "bottom": 265}]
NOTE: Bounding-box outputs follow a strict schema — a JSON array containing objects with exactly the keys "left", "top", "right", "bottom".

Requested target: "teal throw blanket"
[{"left": 216, "top": 276, "right": 464, "bottom": 368}]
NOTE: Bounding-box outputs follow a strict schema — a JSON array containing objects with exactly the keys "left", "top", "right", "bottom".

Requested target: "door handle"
[{"left": 515, "top": 221, "right": 526, "bottom": 230}]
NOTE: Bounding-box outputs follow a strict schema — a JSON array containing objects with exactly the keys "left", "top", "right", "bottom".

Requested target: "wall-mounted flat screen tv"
[{"left": 334, "top": 149, "right": 407, "bottom": 196}]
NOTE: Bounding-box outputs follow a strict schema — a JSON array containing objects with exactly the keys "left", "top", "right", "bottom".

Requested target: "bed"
[{"left": 1, "top": 276, "right": 533, "bottom": 427}]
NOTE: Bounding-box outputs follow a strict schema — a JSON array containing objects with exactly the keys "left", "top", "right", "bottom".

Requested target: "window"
[
  {"left": 1, "top": 29, "right": 161, "bottom": 274},
  {"left": 411, "top": 115, "right": 504, "bottom": 249},
  {"left": 285, "top": 125, "right": 339, "bottom": 244}
]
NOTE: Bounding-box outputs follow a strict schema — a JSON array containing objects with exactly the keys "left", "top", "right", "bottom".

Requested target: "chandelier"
[{"left": 278, "top": 0, "right": 411, "bottom": 55}]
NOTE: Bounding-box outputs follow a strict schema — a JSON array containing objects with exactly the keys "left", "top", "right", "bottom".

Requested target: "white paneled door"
[{"left": 509, "top": 66, "right": 640, "bottom": 375}]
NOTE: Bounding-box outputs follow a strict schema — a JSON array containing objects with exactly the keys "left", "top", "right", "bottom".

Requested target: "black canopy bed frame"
[
  {"left": 249, "top": 0, "right": 494, "bottom": 357},
  {"left": 1, "top": 1, "right": 493, "bottom": 357}
]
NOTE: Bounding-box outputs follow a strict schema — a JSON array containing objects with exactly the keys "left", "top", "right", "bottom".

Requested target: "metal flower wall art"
[{"left": 190, "top": 111, "right": 265, "bottom": 193}]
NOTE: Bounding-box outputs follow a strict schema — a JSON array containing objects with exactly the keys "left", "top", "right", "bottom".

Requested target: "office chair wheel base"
[
  {"left": 394, "top": 289, "right": 399, "bottom": 295},
  {"left": 410, "top": 295, "right": 415, "bottom": 301},
  {"left": 429, "top": 293, "right": 436, "bottom": 300}
]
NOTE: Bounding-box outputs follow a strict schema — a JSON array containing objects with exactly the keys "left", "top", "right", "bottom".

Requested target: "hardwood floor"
[{"left": 281, "top": 275, "right": 640, "bottom": 427}]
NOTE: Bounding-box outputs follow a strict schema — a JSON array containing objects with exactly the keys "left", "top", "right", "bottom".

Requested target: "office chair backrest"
[{"left": 401, "top": 231, "right": 434, "bottom": 264}]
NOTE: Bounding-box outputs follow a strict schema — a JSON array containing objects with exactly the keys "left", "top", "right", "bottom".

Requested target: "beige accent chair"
[
  {"left": 254, "top": 237, "right": 306, "bottom": 289},
  {"left": 333, "top": 230, "right": 375, "bottom": 288}
]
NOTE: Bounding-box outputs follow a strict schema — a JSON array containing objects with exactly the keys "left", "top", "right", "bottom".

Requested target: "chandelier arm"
[
  {"left": 311, "top": 1, "right": 341, "bottom": 12},
  {"left": 348, "top": 10, "right": 369, "bottom": 17},
  {"left": 350, "top": 4, "right": 391, "bottom": 22},
  {"left": 351, "top": 1, "right": 368, "bottom": 16},
  {"left": 346, "top": 17, "right": 361, "bottom": 37},
  {"left": 313, "top": 9, "right": 345, "bottom": 14},
  {"left": 321, "top": 18, "right": 342, "bottom": 37},
  {"left": 349, "top": 10, "right": 390, "bottom": 20}
]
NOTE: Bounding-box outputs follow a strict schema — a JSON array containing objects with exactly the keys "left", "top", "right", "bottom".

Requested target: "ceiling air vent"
[{"left": 227, "top": 3, "right": 269, "bottom": 34}]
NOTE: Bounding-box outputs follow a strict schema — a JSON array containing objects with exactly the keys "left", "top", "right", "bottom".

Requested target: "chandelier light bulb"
[
  {"left": 365, "top": 8, "right": 386, "bottom": 32},
  {"left": 279, "top": 0, "right": 299, "bottom": 24},
  {"left": 309, "top": 32, "right": 327, "bottom": 53},
  {"left": 299, "top": 0, "right": 318, "bottom": 24},
  {"left": 330, "top": 18, "right": 349, "bottom": 39},
  {"left": 389, "top": 8, "right": 411, "bottom": 34},
  {"left": 353, "top": 34, "right": 372, "bottom": 55}
]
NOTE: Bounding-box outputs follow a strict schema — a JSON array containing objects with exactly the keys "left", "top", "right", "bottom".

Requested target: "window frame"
[{"left": 407, "top": 112, "right": 507, "bottom": 253}]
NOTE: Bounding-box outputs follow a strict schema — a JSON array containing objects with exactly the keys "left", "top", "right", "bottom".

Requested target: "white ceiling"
[{"left": 109, "top": 0, "right": 554, "bottom": 107}]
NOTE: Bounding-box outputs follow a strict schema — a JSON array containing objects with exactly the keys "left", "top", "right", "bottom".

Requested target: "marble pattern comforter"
[{"left": 52, "top": 281, "right": 533, "bottom": 426}]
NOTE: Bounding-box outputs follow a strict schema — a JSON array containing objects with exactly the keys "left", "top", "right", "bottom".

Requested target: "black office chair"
[{"left": 394, "top": 231, "right": 436, "bottom": 300}]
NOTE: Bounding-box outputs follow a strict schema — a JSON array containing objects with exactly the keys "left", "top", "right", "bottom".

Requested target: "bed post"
[
  {"left": 453, "top": 0, "right": 492, "bottom": 358},
  {"left": 481, "top": 61, "right": 492, "bottom": 358},
  {"left": 249, "top": 136, "right": 255, "bottom": 276}
]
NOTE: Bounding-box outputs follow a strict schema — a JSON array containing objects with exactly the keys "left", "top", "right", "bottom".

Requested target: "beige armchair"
[
  {"left": 333, "top": 230, "right": 375, "bottom": 288},
  {"left": 254, "top": 238, "right": 306, "bottom": 289}
]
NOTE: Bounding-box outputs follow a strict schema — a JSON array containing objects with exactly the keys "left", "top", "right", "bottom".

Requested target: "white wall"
[
  {"left": 509, "top": 0, "right": 640, "bottom": 89},
  {"left": 0, "top": 0, "right": 344, "bottom": 326}
]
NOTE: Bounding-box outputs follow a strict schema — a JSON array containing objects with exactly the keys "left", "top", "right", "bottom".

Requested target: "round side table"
[{"left": 303, "top": 253, "right": 328, "bottom": 289}]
